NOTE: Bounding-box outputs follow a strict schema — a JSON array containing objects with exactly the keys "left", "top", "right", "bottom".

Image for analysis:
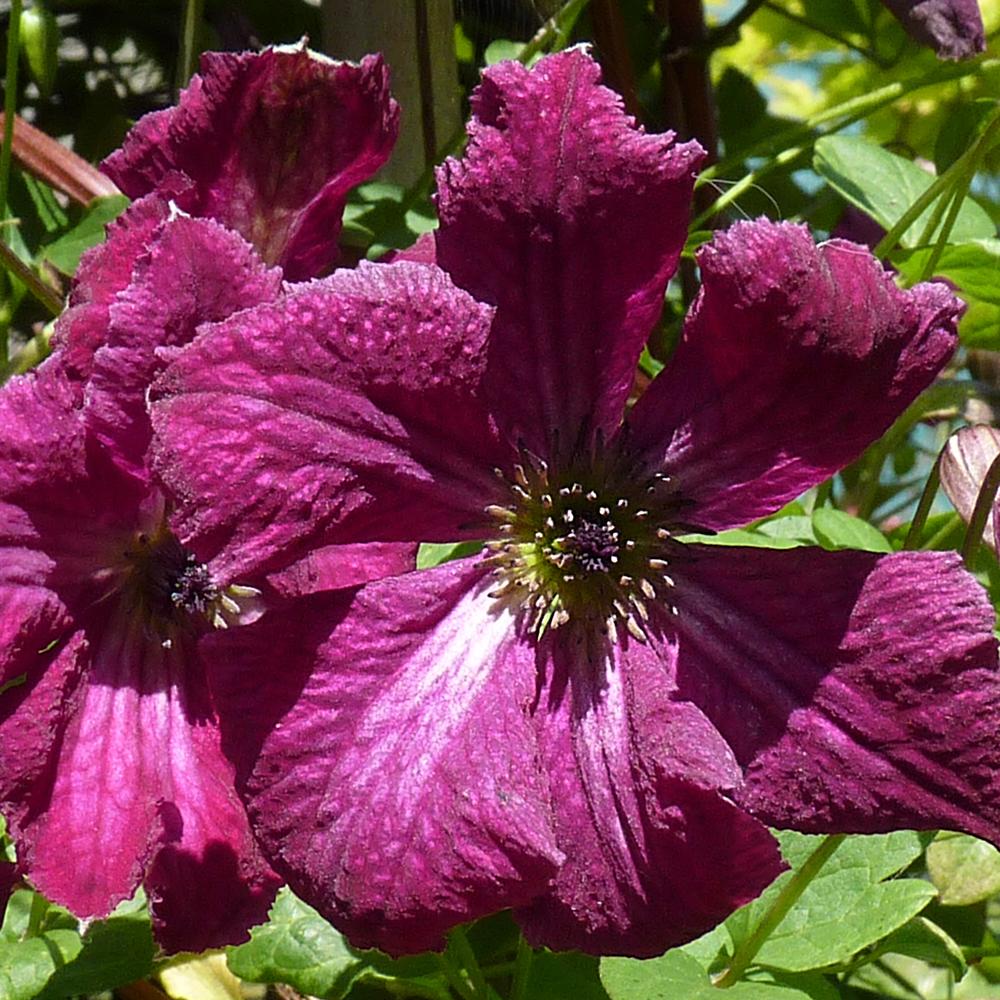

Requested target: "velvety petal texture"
[
  {"left": 0, "top": 367, "right": 279, "bottom": 950},
  {"left": 86, "top": 215, "right": 282, "bottom": 478},
  {"left": 436, "top": 47, "right": 703, "bottom": 455},
  {"left": 208, "top": 559, "right": 563, "bottom": 954},
  {"left": 102, "top": 47, "right": 399, "bottom": 280},
  {"left": 626, "top": 220, "right": 962, "bottom": 531},
  {"left": 206, "top": 559, "right": 783, "bottom": 956},
  {"left": 940, "top": 424, "right": 1000, "bottom": 552},
  {"left": 881, "top": 0, "right": 986, "bottom": 59},
  {"left": 152, "top": 261, "right": 509, "bottom": 579},
  {"left": 670, "top": 545, "right": 1000, "bottom": 841}
]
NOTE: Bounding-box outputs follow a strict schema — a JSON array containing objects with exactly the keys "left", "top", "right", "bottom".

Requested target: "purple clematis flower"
[
  {"left": 881, "top": 0, "right": 985, "bottom": 60},
  {"left": 102, "top": 44, "right": 399, "bottom": 281},
  {"left": 152, "top": 50, "right": 1000, "bottom": 957},
  {"left": 0, "top": 45, "right": 406, "bottom": 951}
]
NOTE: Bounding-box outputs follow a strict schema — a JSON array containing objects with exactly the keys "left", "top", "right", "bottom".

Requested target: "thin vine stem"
[
  {"left": 903, "top": 446, "right": 944, "bottom": 550},
  {"left": 510, "top": 934, "right": 533, "bottom": 1000},
  {"left": 960, "top": 452, "right": 1000, "bottom": 567},
  {"left": 0, "top": 0, "right": 23, "bottom": 379},
  {"left": 447, "top": 926, "right": 496, "bottom": 1000},
  {"left": 714, "top": 834, "right": 846, "bottom": 988},
  {"left": 175, "top": 0, "right": 203, "bottom": 93}
]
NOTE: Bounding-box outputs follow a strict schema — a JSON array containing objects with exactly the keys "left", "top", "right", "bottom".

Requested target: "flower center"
[
  {"left": 484, "top": 449, "right": 682, "bottom": 640},
  {"left": 121, "top": 526, "right": 256, "bottom": 633}
]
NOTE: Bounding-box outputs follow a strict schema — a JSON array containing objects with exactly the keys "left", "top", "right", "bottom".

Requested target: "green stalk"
[
  {"left": 0, "top": 235, "right": 61, "bottom": 315},
  {"left": 447, "top": 926, "right": 497, "bottom": 1000},
  {"left": 510, "top": 934, "right": 533, "bottom": 1000},
  {"left": 903, "top": 448, "right": 943, "bottom": 550},
  {"left": 175, "top": 0, "right": 203, "bottom": 94},
  {"left": 714, "top": 835, "right": 845, "bottom": 988},
  {"left": 0, "top": 0, "right": 22, "bottom": 223},
  {"left": 960, "top": 452, "right": 1000, "bottom": 567}
]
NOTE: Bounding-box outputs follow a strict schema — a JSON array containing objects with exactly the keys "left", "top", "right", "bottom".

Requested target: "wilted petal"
[
  {"left": 19, "top": 610, "right": 276, "bottom": 949},
  {"left": 51, "top": 193, "right": 170, "bottom": 390},
  {"left": 153, "top": 261, "right": 509, "bottom": 580},
  {"left": 940, "top": 424, "right": 1000, "bottom": 551},
  {"left": 626, "top": 220, "right": 961, "bottom": 531},
  {"left": 436, "top": 48, "right": 702, "bottom": 455},
  {"left": 882, "top": 0, "right": 985, "bottom": 59},
  {"left": 206, "top": 558, "right": 563, "bottom": 954},
  {"left": 102, "top": 47, "right": 399, "bottom": 280},
  {"left": 86, "top": 216, "right": 282, "bottom": 479},
  {"left": 516, "top": 631, "right": 783, "bottom": 956},
  {"left": 670, "top": 544, "right": 1000, "bottom": 843}
]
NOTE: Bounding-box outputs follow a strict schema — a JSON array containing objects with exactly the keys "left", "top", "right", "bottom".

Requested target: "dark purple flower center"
[
  {"left": 484, "top": 446, "right": 683, "bottom": 640},
  {"left": 121, "top": 527, "right": 247, "bottom": 631}
]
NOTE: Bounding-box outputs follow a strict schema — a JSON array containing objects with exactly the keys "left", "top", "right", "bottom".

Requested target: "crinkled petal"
[
  {"left": 19, "top": 609, "right": 276, "bottom": 950},
  {"left": 51, "top": 193, "right": 170, "bottom": 391},
  {"left": 626, "top": 220, "right": 961, "bottom": 532},
  {"left": 515, "top": 629, "right": 783, "bottom": 956},
  {"left": 670, "top": 544, "right": 1000, "bottom": 843},
  {"left": 205, "top": 558, "right": 563, "bottom": 954},
  {"left": 940, "top": 424, "right": 1000, "bottom": 552},
  {"left": 102, "top": 48, "right": 399, "bottom": 280},
  {"left": 86, "top": 216, "right": 282, "bottom": 479},
  {"left": 882, "top": 0, "right": 985, "bottom": 59},
  {"left": 153, "top": 261, "right": 509, "bottom": 580},
  {"left": 436, "top": 48, "right": 703, "bottom": 456}
]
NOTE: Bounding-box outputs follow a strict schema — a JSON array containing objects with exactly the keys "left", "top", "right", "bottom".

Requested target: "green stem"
[
  {"left": 175, "top": 0, "right": 203, "bottom": 94},
  {"left": 0, "top": 0, "right": 22, "bottom": 223},
  {"left": 0, "top": 236, "right": 61, "bottom": 315},
  {"left": 510, "top": 934, "right": 533, "bottom": 1000},
  {"left": 699, "top": 58, "right": 999, "bottom": 187},
  {"left": 960, "top": 452, "right": 1000, "bottom": 567},
  {"left": 447, "top": 926, "right": 495, "bottom": 1000},
  {"left": 24, "top": 891, "right": 47, "bottom": 939},
  {"left": 903, "top": 448, "right": 943, "bottom": 550},
  {"left": 762, "top": 0, "right": 887, "bottom": 65},
  {"left": 922, "top": 513, "right": 961, "bottom": 551},
  {"left": 714, "top": 835, "right": 845, "bottom": 988},
  {"left": 437, "top": 954, "right": 476, "bottom": 1000}
]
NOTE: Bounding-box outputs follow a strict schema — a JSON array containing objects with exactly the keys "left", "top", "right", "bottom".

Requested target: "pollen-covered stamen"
[
  {"left": 484, "top": 445, "right": 683, "bottom": 639},
  {"left": 123, "top": 527, "right": 260, "bottom": 631}
]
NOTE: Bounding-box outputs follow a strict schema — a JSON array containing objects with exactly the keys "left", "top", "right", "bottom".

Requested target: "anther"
[
  {"left": 617, "top": 498, "right": 629, "bottom": 509},
  {"left": 586, "top": 490, "right": 598, "bottom": 501},
  {"left": 626, "top": 617, "right": 646, "bottom": 642},
  {"left": 619, "top": 575, "right": 633, "bottom": 587},
  {"left": 514, "top": 465, "right": 530, "bottom": 487},
  {"left": 649, "top": 558, "right": 670, "bottom": 570},
  {"left": 541, "top": 494, "right": 553, "bottom": 509},
  {"left": 485, "top": 504, "right": 517, "bottom": 522},
  {"left": 640, "top": 578, "right": 657, "bottom": 599},
  {"left": 563, "top": 509, "right": 574, "bottom": 523}
]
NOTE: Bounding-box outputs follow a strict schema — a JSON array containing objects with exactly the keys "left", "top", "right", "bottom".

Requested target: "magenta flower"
[
  {"left": 152, "top": 50, "right": 1000, "bottom": 957},
  {"left": 881, "top": 0, "right": 985, "bottom": 59},
  {"left": 0, "top": 46, "right": 406, "bottom": 950},
  {"left": 102, "top": 44, "right": 399, "bottom": 280}
]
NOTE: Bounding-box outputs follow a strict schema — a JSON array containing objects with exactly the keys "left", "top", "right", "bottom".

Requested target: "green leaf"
[
  {"left": 813, "top": 136, "right": 994, "bottom": 248},
  {"left": 227, "top": 889, "right": 366, "bottom": 998},
  {"left": 927, "top": 832, "right": 1000, "bottom": 905},
  {"left": 524, "top": 952, "right": 609, "bottom": 1000},
  {"left": 680, "top": 529, "right": 803, "bottom": 549},
  {"left": 36, "top": 894, "right": 154, "bottom": 1000},
  {"left": 416, "top": 541, "right": 482, "bottom": 570},
  {"left": 41, "top": 195, "right": 130, "bottom": 276},
  {"left": 895, "top": 240, "right": 1000, "bottom": 349},
  {"left": 935, "top": 99, "right": 1000, "bottom": 173},
  {"left": 484, "top": 39, "right": 524, "bottom": 65},
  {"left": 601, "top": 950, "right": 813, "bottom": 1000},
  {"left": 0, "top": 931, "right": 82, "bottom": 1000},
  {"left": 756, "top": 516, "right": 818, "bottom": 544},
  {"left": 725, "top": 831, "right": 935, "bottom": 973},
  {"left": 811, "top": 508, "right": 892, "bottom": 553},
  {"left": 873, "top": 916, "right": 966, "bottom": 981}
]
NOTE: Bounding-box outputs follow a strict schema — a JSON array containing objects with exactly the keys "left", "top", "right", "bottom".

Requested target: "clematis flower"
[
  {"left": 152, "top": 50, "right": 1000, "bottom": 957},
  {"left": 881, "top": 0, "right": 985, "bottom": 60},
  {"left": 940, "top": 423, "right": 1000, "bottom": 550},
  {"left": 102, "top": 44, "right": 399, "bottom": 281}
]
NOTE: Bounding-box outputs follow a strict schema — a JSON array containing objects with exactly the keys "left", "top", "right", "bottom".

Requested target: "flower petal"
[
  {"left": 670, "top": 543, "right": 1000, "bottom": 843},
  {"left": 515, "top": 630, "right": 783, "bottom": 956},
  {"left": 436, "top": 48, "right": 702, "bottom": 455},
  {"left": 18, "top": 610, "right": 277, "bottom": 950},
  {"left": 86, "top": 216, "right": 282, "bottom": 479},
  {"left": 940, "top": 424, "right": 1000, "bottom": 552},
  {"left": 626, "top": 220, "right": 962, "bottom": 531},
  {"left": 51, "top": 193, "right": 170, "bottom": 391},
  {"left": 882, "top": 0, "right": 985, "bottom": 59},
  {"left": 152, "top": 261, "right": 508, "bottom": 580},
  {"left": 266, "top": 542, "right": 417, "bottom": 598},
  {"left": 102, "top": 47, "right": 399, "bottom": 280},
  {"left": 205, "top": 558, "right": 563, "bottom": 954}
]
